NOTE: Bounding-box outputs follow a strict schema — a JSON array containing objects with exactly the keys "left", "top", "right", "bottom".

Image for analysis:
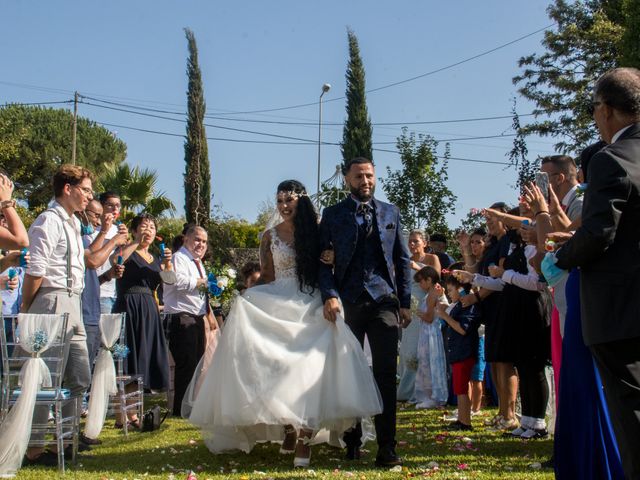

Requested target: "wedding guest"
[
  {"left": 96, "top": 192, "right": 123, "bottom": 314},
  {"left": 429, "top": 233, "right": 455, "bottom": 269},
  {"left": 553, "top": 67, "right": 640, "bottom": 478},
  {"left": 412, "top": 266, "right": 448, "bottom": 409},
  {"left": 397, "top": 230, "right": 439, "bottom": 402},
  {"left": 436, "top": 273, "right": 480, "bottom": 431},
  {"left": 21, "top": 164, "right": 94, "bottom": 466},
  {"left": 0, "top": 173, "right": 28, "bottom": 250},
  {"left": 163, "top": 225, "right": 212, "bottom": 416},
  {"left": 113, "top": 214, "right": 173, "bottom": 428}
]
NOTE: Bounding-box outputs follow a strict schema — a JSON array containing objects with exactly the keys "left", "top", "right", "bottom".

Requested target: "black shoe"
[
  {"left": 80, "top": 433, "right": 102, "bottom": 446},
  {"left": 444, "top": 420, "right": 473, "bottom": 431},
  {"left": 23, "top": 451, "right": 59, "bottom": 467},
  {"left": 63, "top": 442, "right": 91, "bottom": 457},
  {"left": 345, "top": 444, "right": 361, "bottom": 460},
  {"left": 375, "top": 448, "right": 402, "bottom": 467}
]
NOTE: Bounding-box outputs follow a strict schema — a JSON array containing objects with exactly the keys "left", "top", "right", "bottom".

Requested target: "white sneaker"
[
  {"left": 416, "top": 399, "right": 437, "bottom": 409},
  {"left": 444, "top": 409, "right": 458, "bottom": 421}
]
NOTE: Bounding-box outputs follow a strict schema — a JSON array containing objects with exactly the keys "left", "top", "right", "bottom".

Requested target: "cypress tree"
[
  {"left": 184, "top": 27, "right": 211, "bottom": 226},
  {"left": 341, "top": 28, "right": 373, "bottom": 166}
]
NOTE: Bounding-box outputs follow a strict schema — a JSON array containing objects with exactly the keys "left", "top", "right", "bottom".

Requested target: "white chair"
[
  {"left": 107, "top": 313, "right": 144, "bottom": 436},
  {"left": 0, "top": 313, "right": 80, "bottom": 476}
]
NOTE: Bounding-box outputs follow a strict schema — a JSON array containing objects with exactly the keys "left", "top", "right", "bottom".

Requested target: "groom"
[{"left": 319, "top": 156, "right": 412, "bottom": 467}]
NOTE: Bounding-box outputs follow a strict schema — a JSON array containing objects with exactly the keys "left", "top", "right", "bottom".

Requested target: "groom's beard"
[{"left": 350, "top": 185, "right": 374, "bottom": 202}]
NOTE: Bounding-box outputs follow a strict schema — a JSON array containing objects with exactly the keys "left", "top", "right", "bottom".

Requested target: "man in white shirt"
[
  {"left": 21, "top": 164, "right": 94, "bottom": 465},
  {"left": 95, "top": 192, "right": 122, "bottom": 313},
  {"left": 163, "top": 225, "right": 211, "bottom": 416},
  {"left": 540, "top": 155, "right": 583, "bottom": 223}
]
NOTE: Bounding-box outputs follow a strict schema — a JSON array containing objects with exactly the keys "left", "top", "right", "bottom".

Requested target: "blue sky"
[{"left": 0, "top": 1, "right": 558, "bottom": 227}]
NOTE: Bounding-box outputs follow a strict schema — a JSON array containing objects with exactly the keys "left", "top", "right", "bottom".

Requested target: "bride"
[{"left": 187, "top": 180, "right": 382, "bottom": 467}]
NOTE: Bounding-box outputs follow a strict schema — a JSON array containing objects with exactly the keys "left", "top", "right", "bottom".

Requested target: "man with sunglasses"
[
  {"left": 96, "top": 192, "right": 125, "bottom": 314},
  {"left": 554, "top": 67, "right": 640, "bottom": 479}
]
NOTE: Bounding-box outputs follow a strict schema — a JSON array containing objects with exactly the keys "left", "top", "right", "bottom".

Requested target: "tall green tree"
[
  {"left": 183, "top": 27, "right": 211, "bottom": 227},
  {"left": 620, "top": 0, "right": 640, "bottom": 67},
  {"left": 0, "top": 104, "right": 126, "bottom": 208},
  {"left": 513, "top": 0, "right": 624, "bottom": 154},
  {"left": 507, "top": 99, "right": 540, "bottom": 193},
  {"left": 341, "top": 28, "right": 373, "bottom": 165},
  {"left": 97, "top": 162, "right": 176, "bottom": 222},
  {"left": 381, "top": 128, "right": 456, "bottom": 233}
]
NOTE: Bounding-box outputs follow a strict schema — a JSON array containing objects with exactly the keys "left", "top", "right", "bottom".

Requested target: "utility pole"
[{"left": 71, "top": 91, "right": 79, "bottom": 165}]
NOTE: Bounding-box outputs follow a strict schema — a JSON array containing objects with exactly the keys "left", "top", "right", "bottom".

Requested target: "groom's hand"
[
  {"left": 399, "top": 308, "right": 412, "bottom": 328},
  {"left": 323, "top": 298, "right": 341, "bottom": 323}
]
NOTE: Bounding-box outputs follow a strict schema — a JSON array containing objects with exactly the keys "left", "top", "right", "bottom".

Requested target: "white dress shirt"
[
  {"left": 27, "top": 200, "right": 85, "bottom": 292},
  {"left": 95, "top": 223, "right": 118, "bottom": 298},
  {"left": 162, "top": 246, "right": 207, "bottom": 315}
]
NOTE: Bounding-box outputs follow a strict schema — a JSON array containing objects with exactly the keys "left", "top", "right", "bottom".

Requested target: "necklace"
[{"left": 137, "top": 249, "right": 153, "bottom": 262}]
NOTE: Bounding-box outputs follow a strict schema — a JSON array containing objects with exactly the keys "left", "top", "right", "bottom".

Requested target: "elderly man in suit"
[
  {"left": 319, "top": 156, "right": 412, "bottom": 467},
  {"left": 554, "top": 67, "right": 640, "bottom": 479}
]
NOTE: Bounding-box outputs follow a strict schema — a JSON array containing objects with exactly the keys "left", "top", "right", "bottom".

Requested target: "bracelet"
[
  {"left": 534, "top": 210, "right": 549, "bottom": 217},
  {"left": 0, "top": 200, "right": 16, "bottom": 210}
]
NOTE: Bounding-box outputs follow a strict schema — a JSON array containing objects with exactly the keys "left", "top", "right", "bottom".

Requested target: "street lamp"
[{"left": 317, "top": 83, "right": 331, "bottom": 204}]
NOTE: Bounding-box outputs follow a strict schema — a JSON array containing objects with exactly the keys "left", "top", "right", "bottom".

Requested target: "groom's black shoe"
[
  {"left": 345, "top": 444, "right": 361, "bottom": 460},
  {"left": 375, "top": 447, "right": 402, "bottom": 467}
]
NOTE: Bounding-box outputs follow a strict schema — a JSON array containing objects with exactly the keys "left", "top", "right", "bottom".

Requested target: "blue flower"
[
  {"left": 30, "top": 330, "right": 48, "bottom": 353},
  {"left": 111, "top": 343, "right": 130, "bottom": 359},
  {"left": 208, "top": 272, "right": 223, "bottom": 297}
]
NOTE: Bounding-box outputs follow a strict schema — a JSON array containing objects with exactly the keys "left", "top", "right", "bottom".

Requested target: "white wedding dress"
[{"left": 187, "top": 229, "right": 382, "bottom": 453}]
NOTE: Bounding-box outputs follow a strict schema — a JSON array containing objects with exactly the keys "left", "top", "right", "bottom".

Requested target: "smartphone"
[{"left": 535, "top": 171, "right": 550, "bottom": 202}]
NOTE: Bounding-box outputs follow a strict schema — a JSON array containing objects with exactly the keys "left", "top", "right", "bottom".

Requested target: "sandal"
[
  {"left": 280, "top": 425, "right": 297, "bottom": 454},
  {"left": 114, "top": 418, "right": 141, "bottom": 430}
]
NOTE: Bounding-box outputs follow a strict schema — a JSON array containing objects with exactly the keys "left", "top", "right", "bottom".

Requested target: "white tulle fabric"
[
  {"left": 84, "top": 314, "right": 123, "bottom": 439},
  {"left": 187, "top": 229, "right": 382, "bottom": 453},
  {"left": 0, "top": 314, "right": 65, "bottom": 478}
]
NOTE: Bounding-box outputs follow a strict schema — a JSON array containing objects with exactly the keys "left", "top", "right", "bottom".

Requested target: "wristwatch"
[{"left": 0, "top": 200, "right": 16, "bottom": 210}]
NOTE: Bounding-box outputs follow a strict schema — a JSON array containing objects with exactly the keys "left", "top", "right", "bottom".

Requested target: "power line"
[
  {"left": 95, "top": 121, "right": 317, "bottom": 145},
  {"left": 372, "top": 147, "right": 511, "bottom": 166},
  {"left": 209, "top": 24, "right": 555, "bottom": 116},
  {"left": 95, "top": 119, "right": 512, "bottom": 166},
  {"left": 82, "top": 94, "right": 535, "bottom": 126},
  {"left": 1, "top": 100, "right": 74, "bottom": 107},
  {"left": 81, "top": 99, "right": 521, "bottom": 145}
]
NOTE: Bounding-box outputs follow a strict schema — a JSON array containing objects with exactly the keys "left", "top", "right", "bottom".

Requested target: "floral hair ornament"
[{"left": 276, "top": 189, "right": 308, "bottom": 201}]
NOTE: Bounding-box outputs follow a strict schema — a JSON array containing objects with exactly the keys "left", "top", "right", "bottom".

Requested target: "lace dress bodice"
[{"left": 270, "top": 228, "right": 296, "bottom": 280}]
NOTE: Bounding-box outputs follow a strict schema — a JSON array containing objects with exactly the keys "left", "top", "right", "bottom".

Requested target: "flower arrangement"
[
  {"left": 110, "top": 343, "right": 130, "bottom": 359},
  {"left": 29, "top": 330, "right": 48, "bottom": 353},
  {"left": 202, "top": 262, "right": 238, "bottom": 314}
]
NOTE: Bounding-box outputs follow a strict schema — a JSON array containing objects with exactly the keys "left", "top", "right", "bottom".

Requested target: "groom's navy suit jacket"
[{"left": 318, "top": 197, "right": 412, "bottom": 309}]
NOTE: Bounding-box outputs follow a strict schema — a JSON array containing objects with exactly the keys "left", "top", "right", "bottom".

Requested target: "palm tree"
[{"left": 96, "top": 163, "right": 176, "bottom": 222}]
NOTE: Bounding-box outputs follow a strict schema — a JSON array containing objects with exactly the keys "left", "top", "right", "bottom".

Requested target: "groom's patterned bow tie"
[{"left": 356, "top": 203, "right": 373, "bottom": 237}]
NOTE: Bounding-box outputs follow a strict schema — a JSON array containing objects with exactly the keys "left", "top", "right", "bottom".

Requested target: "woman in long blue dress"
[{"left": 554, "top": 269, "right": 623, "bottom": 479}]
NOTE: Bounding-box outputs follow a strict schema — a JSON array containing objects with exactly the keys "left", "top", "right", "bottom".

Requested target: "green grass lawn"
[{"left": 15, "top": 401, "right": 554, "bottom": 479}]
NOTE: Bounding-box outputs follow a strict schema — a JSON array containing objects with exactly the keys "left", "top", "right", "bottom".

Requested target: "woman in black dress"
[{"left": 113, "top": 214, "right": 172, "bottom": 426}]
